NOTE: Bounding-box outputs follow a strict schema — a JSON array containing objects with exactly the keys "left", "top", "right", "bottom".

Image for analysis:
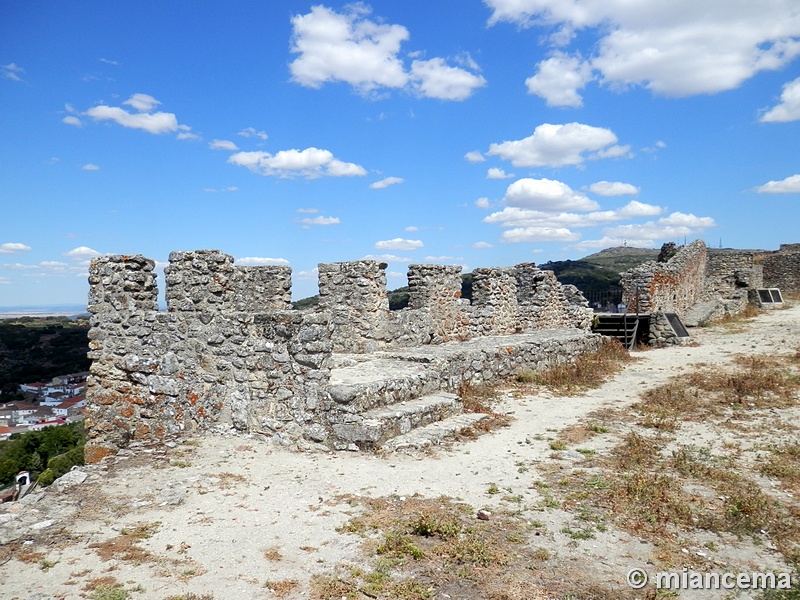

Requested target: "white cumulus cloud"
[
  {"left": 473, "top": 241, "right": 494, "bottom": 249},
  {"left": 755, "top": 174, "right": 800, "bottom": 193},
  {"left": 603, "top": 212, "right": 716, "bottom": 242},
  {"left": 0, "top": 243, "right": 32, "bottom": 254},
  {"left": 760, "top": 77, "right": 800, "bottom": 122},
  {"left": 290, "top": 5, "right": 484, "bottom": 100},
  {"left": 238, "top": 127, "right": 268, "bottom": 140},
  {"left": 526, "top": 52, "right": 593, "bottom": 107},
  {"left": 62, "top": 116, "right": 82, "bottom": 127},
  {"left": 616, "top": 200, "right": 663, "bottom": 217},
  {"left": 124, "top": 93, "right": 160, "bottom": 112},
  {"left": 487, "top": 123, "right": 626, "bottom": 167},
  {"left": 81, "top": 164, "right": 100, "bottom": 171},
  {"left": 485, "top": 0, "right": 800, "bottom": 97},
  {"left": 370, "top": 176, "right": 404, "bottom": 189},
  {"left": 588, "top": 181, "right": 640, "bottom": 196},
  {"left": 85, "top": 93, "right": 193, "bottom": 138},
  {"left": 375, "top": 238, "right": 424, "bottom": 251},
  {"left": 501, "top": 227, "right": 580, "bottom": 243},
  {"left": 486, "top": 168, "right": 514, "bottom": 180},
  {"left": 464, "top": 150, "right": 485, "bottom": 163},
  {"left": 299, "top": 216, "right": 341, "bottom": 226},
  {"left": 209, "top": 139, "right": 239, "bottom": 151},
  {"left": 64, "top": 246, "right": 101, "bottom": 259},
  {"left": 290, "top": 5, "right": 409, "bottom": 92},
  {"left": 409, "top": 57, "right": 486, "bottom": 101},
  {"left": 228, "top": 148, "right": 367, "bottom": 179},
  {"left": 503, "top": 178, "right": 600, "bottom": 212}
]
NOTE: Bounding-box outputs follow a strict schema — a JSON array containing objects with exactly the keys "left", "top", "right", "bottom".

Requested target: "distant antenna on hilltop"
[
  {"left": 719, "top": 237, "right": 722, "bottom": 248},
  {"left": 622, "top": 239, "right": 627, "bottom": 247}
]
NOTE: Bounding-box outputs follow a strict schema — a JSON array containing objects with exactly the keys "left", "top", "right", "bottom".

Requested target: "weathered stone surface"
[
  {"left": 620, "top": 241, "right": 799, "bottom": 345},
  {"left": 86, "top": 250, "right": 600, "bottom": 459}
]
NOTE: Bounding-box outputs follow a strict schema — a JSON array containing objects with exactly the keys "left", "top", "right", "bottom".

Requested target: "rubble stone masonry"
[
  {"left": 762, "top": 244, "right": 800, "bottom": 292},
  {"left": 621, "top": 240, "right": 707, "bottom": 316},
  {"left": 85, "top": 251, "right": 594, "bottom": 460}
]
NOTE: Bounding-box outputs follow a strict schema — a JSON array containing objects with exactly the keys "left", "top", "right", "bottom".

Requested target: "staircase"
[
  {"left": 324, "top": 329, "right": 602, "bottom": 452},
  {"left": 326, "top": 354, "right": 490, "bottom": 451},
  {"left": 592, "top": 314, "right": 644, "bottom": 349}
]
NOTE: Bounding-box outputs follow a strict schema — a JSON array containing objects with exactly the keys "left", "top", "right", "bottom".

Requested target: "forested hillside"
[{"left": 0, "top": 317, "right": 90, "bottom": 399}]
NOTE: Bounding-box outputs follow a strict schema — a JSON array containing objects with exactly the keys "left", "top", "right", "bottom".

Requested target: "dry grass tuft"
[
  {"left": 539, "top": 351, "right": 800, "bottom": 572},
  {"left": 516, "top": 338, "right": 634, "bottom": 396},
  {"left": 315, "top": 495, "right": 546, "bottom": 599},
  {"left": 320, "top": 493, "right": 653, "bottom": 599},
  {"left": 89, "top": 521, "right": 161, "bottom": 565},
  {"left": 457, "top": 381, "right": 513, "bottom": 434},
  {"left": 264, "top": 579, "right": 300, "bottom": 597},
  {"left": 633, "top": 383, "right": 700, "bottom": 430},
  {"left": 760, "top": 442, "right": 800, "bottom": 491},
  {"left": 263, "top": 547, "right": 283, "bottom": 561}
]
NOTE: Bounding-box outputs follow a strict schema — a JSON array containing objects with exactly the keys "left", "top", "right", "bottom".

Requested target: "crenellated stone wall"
[
  {"left": 619, "top": 241, "right": 707, "bottom": 346},
  {"left": 85, "top": 252, "right": 333, "bottom": 463},
  {"left": 85, "top": 250, "right": 594, "bottom": 460},
  {"left": 619, "top": 240, "right": 800, "bottom": 343}
]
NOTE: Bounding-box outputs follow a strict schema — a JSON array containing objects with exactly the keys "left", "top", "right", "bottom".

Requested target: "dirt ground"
[{"left": 1, "top": 304, "right": 799, "bottom": 600}]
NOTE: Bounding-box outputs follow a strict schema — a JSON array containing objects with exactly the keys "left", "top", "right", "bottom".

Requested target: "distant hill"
[
  {"left": 579, "top": 246, "right": 660, "bottom": 272},
  {"left": 538, "top": 246, "right": 659, "bottom": 296}
]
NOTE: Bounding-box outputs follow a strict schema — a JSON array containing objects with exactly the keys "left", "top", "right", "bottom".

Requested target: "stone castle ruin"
[
  {"left": 84, "top": 242, "right": 799, "bottom": 460},
  {"left": 84, "top": 251, "right": 598, "bottom": 461},
  {"left": 620, "top": 241, "right": 800, "bottom": 345}
]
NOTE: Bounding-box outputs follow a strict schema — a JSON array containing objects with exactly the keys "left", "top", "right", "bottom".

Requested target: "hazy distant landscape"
[{"left": 0, "top": 305, "right": 89, "bottom": 318}]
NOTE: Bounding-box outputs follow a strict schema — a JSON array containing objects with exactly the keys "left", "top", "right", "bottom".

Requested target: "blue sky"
[{"left": 2, "top": 0, "right": 799, "bottom": 307}]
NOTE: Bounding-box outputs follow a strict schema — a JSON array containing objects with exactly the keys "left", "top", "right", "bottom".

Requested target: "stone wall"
[
  {"left": 231, "top": 266, "right": 292, "bottom": 311},
  {"left": 705, "top": 249, "right": 764, "bottom": 297},
  {"left": 86, "top": 250, "right": 594, "bottom": 460},
  {"left": 405, "top": 264, "right": 468, "bottom": 343},
  {"left": 86, "top": 253, "right": 333, "bottom": 462},
  {"left": 468, "top": 267, "right": 519, "bottom": 336},
  {"left": 515, "top": 263, "right": 593, "bottom": 331},
  {"left": 318, "top": 260, "right": 390, "bottom": 353},
  {"left": 621, "top": 240, "right": 707, "bottom": 316},
  {"left": 762, "top": 244, "right": 800, "bottom": 293}
]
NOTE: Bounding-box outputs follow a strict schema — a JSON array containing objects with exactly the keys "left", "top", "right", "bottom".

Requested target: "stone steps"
[
  {"left": 331, "top": 391, "right": 464, "bottom": 450},
  {"left": 325, "top": 331, "right": 602, "bottom": 451},
  {"left": 327, "top": 356, "right": 441, "bottom": 412},
  {"left": 380, "top": 412, "right": 490, "bottom": 452}
]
